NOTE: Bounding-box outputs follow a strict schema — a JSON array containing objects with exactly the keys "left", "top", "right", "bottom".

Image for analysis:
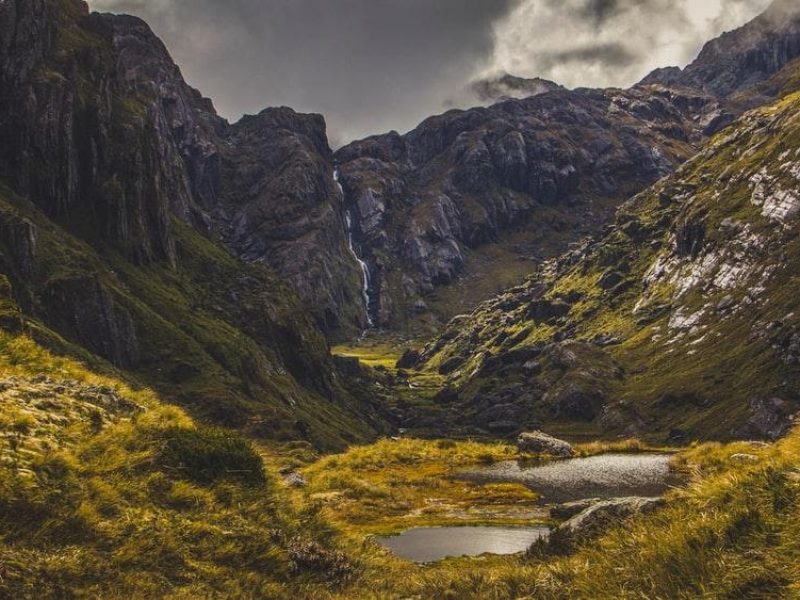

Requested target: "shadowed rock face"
[
  {"left": 0, "top": 0, "right": 370, "bottom": 337},
  {"left": 0, "top": 0, "right": 387, "bottom": 448},
  {"left": 334, "top": 86, "right": 712, "bottom": 328},
  {"left": 333, "top": 3, "right": 800, "bottom": 330},
  {"left": 215, "top": 108, "right": 368, "bottom": 334}
]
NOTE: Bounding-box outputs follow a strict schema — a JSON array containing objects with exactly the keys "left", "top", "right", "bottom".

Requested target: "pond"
[
  {"left": 376, "top": 526, "right": 550, "bottom": 563},
  {"left": 457, "top": 453, "right": 682, "bottom": 504}
]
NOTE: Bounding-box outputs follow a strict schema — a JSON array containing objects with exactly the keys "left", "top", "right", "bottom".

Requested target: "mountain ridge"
[
  {"left": 333, "top": 4, "right": 800, "bottom": 331},
  {"left": 409, "top": 58, "right": 800, "bottom": 441}
]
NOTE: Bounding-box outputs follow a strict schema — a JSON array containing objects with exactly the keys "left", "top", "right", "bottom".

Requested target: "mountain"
[
  {"left": 0, "top": 0, "right": 385, "bottom": 449},
  {"left": 333, "top": 1, "right": 800, "bottom": 331},
  {"left": 453, "top": 73, "right": 564, "bottom": 106},
  {"left": 410, "top": 56, "right": 800, "bottom": 441},
  {"left": 641, "top": 0, "right": 800, "bottom": 98}
]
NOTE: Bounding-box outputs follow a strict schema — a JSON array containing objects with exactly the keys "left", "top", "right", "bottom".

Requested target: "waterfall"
[{"left": 335, "top": 169, "right": 374, "bottom": 328}]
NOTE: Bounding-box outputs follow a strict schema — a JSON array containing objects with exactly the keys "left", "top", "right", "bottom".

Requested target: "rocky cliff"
[
  {"left": 334, "top": 1, "right": 800, "bottom": 331},
  {"left": 0, "top": 0, "right": 385, "bottom": 448},
  {"left": 214, "top": 107, "right": 369, "bottom": 333},
  {"left": 412, "top": 58, "right": 800, "bottom": 441}
]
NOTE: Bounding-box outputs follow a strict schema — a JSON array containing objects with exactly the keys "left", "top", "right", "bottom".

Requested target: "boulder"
[
  {"left": 517, "top": 431, "right": 574, "bottom": 457},
  {"left": 283, "top": 472, "right": 308, "bottom": 488},
  {"left": 550, "top": 498, "right": 601, "bottom": 520},
  {"left": 560, "top": 496, "right": 664, "bottom": 540},
  {"left": 540, "top": 497, "right": 665, "bottom": 555},
  {"left": 395, "top": 349, "right": 421, "bottom": 370}
]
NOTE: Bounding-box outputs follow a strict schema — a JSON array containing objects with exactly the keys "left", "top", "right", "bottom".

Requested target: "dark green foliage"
[{"left": 158, "top": 427, "right": 266, "bottom": 487}]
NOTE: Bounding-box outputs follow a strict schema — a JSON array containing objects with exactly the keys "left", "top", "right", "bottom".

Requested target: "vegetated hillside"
[
  {"left": 0, "top": 323, "right": 362, "bottom": 599},
  {"left": 0, "top": 0, "right": 387, "bottom": 448},
  {"left": 0, "top": 0, "right": 371, "bottom": 339},
  {"left": 6, "top": 316, "right": 800, "bottom": 600},
  {"left": 333, "top": 0, "right": 800, "bottom": 331},
  {"left": 413, "top": 60, "right": 800, "bottom": 443}
]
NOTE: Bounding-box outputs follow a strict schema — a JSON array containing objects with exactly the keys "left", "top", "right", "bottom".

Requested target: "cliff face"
[
  {"left": 0, "top": 0, "right": 384, "bottom": 449},
  {"left": 412, "top": 59, "right": 800, "bottom": 442},
  {"left": 334, "top": 2, "right": 800, "bottom": 331},
  {"left": 334, "top": 86, "right": 720, "bottom": 329},
  {"left": 214, "top": 107, "right": 369, "bottom": 333}
]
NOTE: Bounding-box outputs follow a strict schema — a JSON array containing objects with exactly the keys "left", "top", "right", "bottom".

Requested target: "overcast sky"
[{"left": 87, "top": 0, "right": 772, "bottom": 146}]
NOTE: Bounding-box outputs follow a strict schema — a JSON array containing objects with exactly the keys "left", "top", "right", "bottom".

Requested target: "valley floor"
[{"left": 2, "top": 328, "right": 800, "bottom": 599}]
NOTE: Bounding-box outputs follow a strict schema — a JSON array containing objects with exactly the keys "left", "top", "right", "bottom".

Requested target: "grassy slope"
[
  {"left": 2, "top": 303, "right": 799, "bottom": 599},
  {"left": 0, "top": 185, "right": 382, "bottom": 451},
  {"left": 319, "top": 431, "right": 800, "bottom": 599},
  {"left": 0, "top": 327, "right": 360, "bottom": 599}
]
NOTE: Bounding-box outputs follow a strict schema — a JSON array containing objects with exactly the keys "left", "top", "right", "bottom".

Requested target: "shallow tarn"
[
  {"left": 375, "top": 453, "right": 683, "bottom": 562},
  {"left": 376, "top": 526, "right": 550, "bottom": 563},
  {"left": 457, "top": 453, "right": 683, "bottom": 504}
]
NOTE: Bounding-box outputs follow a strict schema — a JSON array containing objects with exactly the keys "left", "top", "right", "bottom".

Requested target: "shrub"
[{"left": 157, "top": 427, "right": 266, "bottom": 487}]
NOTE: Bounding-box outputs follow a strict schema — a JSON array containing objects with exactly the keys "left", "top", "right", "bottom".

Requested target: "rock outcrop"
[
  {"left": 543, "top": 496, "right": 665, "bottom": 554},
  {"left": 517, "top": 431, "right": 574, "bottom": 457},
  {"left": 641, "top": 0, "right": 800, "bottom": 99},
  {"left": 416, "top": 53, "right": 800, "bottom": 440}
]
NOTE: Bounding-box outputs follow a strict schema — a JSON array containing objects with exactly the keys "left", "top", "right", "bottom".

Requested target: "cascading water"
[{"left": 335, "top": 169, "right": 374, "bottom": 328}]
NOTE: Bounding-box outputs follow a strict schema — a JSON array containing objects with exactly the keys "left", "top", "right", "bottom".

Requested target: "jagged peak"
[{"left": 641, "top": 0, "right": 800, "bottom": 96}]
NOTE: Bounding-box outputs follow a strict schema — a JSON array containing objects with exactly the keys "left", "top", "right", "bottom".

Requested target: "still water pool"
[{"left": 376, "top": 526, "right": 549, "bottom": 563}]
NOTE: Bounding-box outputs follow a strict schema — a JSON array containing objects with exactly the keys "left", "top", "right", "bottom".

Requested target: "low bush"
[{"left": 157, "top": 427, "right": 266, "bottom": 487}]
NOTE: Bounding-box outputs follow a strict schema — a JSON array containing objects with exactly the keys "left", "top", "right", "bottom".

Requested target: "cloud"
[
  {"left": 87, "top": 0, "right": 772, "bottom": 144},
  {"left": 485, "top": 0, "right": 772, "bottom": 90},
  {"left": 88, "top": 0, "right": 516, "bottom": 146}
]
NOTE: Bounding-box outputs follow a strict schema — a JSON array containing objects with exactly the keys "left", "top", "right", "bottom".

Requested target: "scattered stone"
[
  {"left": 734, "top": 396, "right": 796, "bottom": 441},
  {"left": 517, "top": 431, "right": 574, "bottom": 457},
  {"left": 283, "top": 472, "right": 307, "bottom": 488},
  {"left": 592, "top": 333, "right": 622, "bottom": 347},
  {"left": 730, "top": 453, "right": 759, "bottom": 463},
  {"left": 716, "top": 295, "right": 735, "bottom": 311},
  {"left": 550, "top": 498, "right": 601, "bottom": 520},
  {"left": 522, "top": 360, "right": 542, "bottom": 375},
  {"left": 528, "top": 299, "right": 572, "bottom": 324}
]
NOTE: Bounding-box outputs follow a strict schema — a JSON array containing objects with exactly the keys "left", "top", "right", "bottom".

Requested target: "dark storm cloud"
[
  {"left": 88, "top": 0, "right": 772, "bottom": 145},
  {"left": 487, "top": 0, "right": 772, "bottom": 94},
  {"left": 88, "top": 0, "right": 518, "bottom": 145},
  {"left": 581, "top": 0, "right": 620, "bottom": 27},
  {"left": 537, "top": 43, "right": 637, "bottom": 72}
]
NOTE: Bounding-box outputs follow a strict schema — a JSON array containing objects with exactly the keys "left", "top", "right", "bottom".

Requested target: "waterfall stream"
[{"left": 335, "top": 169, "right": 374, "bottom": 327}]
